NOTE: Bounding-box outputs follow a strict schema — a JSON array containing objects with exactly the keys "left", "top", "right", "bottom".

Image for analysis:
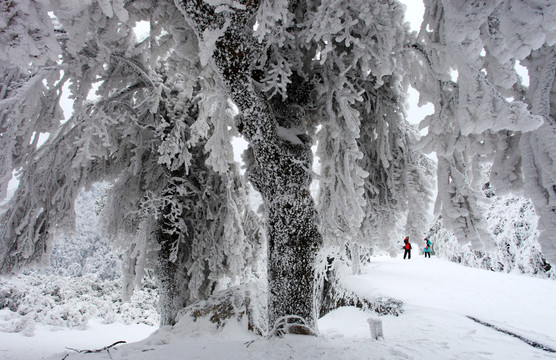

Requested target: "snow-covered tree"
[
  {"left": 175, "top": 0, "right": 324, "bottom": 334},
  {"left": 0, "top": 0, "right": 261, "bottom": 327}
]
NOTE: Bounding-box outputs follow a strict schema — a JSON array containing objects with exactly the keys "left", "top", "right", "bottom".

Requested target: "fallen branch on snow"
[
  {"left": 66, "top": 340, "right": 126, "bottom": 354},
  {"left": 466, "top": 316, "right": 556, "bottom": 353}
]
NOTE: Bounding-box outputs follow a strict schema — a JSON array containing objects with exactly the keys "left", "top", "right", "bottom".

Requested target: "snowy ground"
[
  {"left": 0, "top": 318, "right": 153, "bottom": 360},
  {"left": 1, "top": 255, "right": 555, "bottom": 360}
]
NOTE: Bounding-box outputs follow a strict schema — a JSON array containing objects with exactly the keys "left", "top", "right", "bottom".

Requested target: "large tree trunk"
[
  {"left": 262, "top": 147, "right": 322, "bottom": 334},
  {"left": 176, "top": 0, "right": 323, "bottom": 334}
]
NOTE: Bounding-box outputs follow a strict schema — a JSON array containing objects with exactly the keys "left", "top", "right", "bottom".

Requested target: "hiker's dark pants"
[
  {"left": 425, "top": 252, "right": 430, "bottom": 258},
  {"left": 404, "top": 249, "right": 411, "bottom": 259}
]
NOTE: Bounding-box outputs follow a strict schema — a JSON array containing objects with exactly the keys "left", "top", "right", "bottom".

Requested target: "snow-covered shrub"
[
  {"left": 0, "top": 183, "right": 160, "bottom": 336},
  {"left": 0, "top": 273, "right": 159, "bottom": 335},
  {"left": 429, "top": 191, "right": 554, "bottom": 279}
]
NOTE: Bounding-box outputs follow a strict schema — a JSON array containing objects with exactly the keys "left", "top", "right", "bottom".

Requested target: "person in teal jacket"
[{"left": 424, "top": 238, "right": 432, "bottom": 258}]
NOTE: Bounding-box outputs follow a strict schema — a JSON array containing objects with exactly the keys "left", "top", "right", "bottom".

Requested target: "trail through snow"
[{"left": 1, "top": 255, "right": 554, "bottom": 359}]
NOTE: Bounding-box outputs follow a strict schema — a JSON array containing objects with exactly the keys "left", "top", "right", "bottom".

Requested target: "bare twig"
[
  {"left": 66, "top": 340, "right": 127, "bottom": 354},
  {"left": 244, "top": 340, "right": 255, "bottom": 348}
]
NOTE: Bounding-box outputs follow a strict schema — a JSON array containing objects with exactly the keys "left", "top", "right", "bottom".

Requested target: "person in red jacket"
[{"left": 403, "top": 237, "right": 412, "bottom": 259}]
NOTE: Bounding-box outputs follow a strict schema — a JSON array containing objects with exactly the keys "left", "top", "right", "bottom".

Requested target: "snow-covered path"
[
  {"left": 334, "top": 254, "right": 556, "bottom": 359},
  {"left": 343, "top": 254, "right": 556, "bottom": 350},
  {"left": 1, "top": 255, "right": 555, "bottom": 359}
]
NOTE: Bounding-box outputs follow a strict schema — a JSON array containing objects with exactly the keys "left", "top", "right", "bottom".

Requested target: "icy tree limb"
[{"left": 319, "top": 277, "right": 403, "bottom": 318}]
